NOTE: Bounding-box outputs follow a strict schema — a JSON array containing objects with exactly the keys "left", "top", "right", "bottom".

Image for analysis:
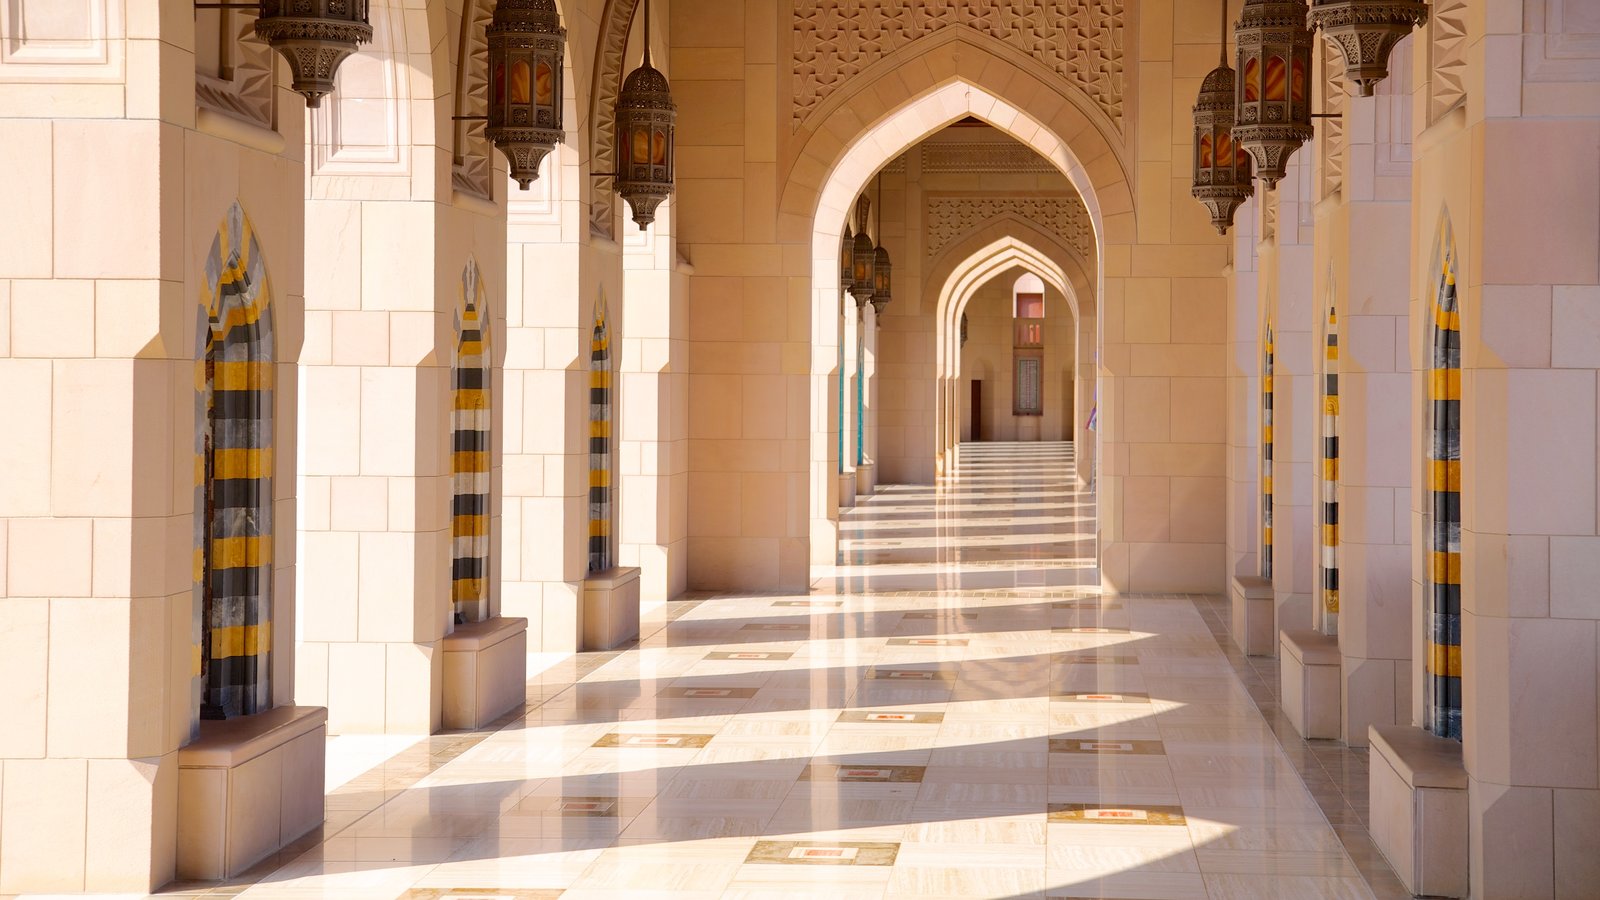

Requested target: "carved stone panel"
[
  {"left": 195, "top": 7, "right": 276, "bottom": 130},
  {"left": 791, "top": 0, "right": 1124, "bottom": 131},
  {"left": 925, "top": 195, "right": 1092, "bottom": 262},
  {"left": 1428, "top": 0, "right": 1468, "bottom": 123}
]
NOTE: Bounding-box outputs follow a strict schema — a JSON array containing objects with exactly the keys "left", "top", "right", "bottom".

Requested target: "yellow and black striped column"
[
  {"left": 1320, "top": 307, "right": 1339, "bottom": 636},
  {"left": 1262, "top": 322, "right": 1274, "bottom": 581},
  {"left": 1426, "top": 234, "right": 1462, "bottom": 740},
  {"left": 194, "top": 203, "right": 274, "bottom": 723},
  {"left": 451, "top": 262, "right": 491, "bottom": 624},
  {"left": 588, "top": 299, "right": 614, "bottom": 573}
]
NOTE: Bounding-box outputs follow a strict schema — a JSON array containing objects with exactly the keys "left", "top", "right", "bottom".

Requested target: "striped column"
[
  {"left": 194, "top": 202, "right": 274, "bottom": 723},
  {"left": 588, "top": 298, "right": 614, "bottom": 573},
  {"left": 1262, "top": 322, "right": 1274, "bottom": 580},
  {"left": 1425, "top": 232, "right": 1462, "bottom": 741},
  {"left": 451, "top": 261, "right": 491, "bottom": 624},
  {"left": 1319, "top": 306, "right": 1339, "bottom": 636}
]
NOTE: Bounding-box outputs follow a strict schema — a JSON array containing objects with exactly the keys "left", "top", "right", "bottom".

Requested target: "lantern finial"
[
  {"left": 1192, "top": 1, "right": 1254, "bottom": 235},
  {"left": 1232, "top": 0, "right": 1315, "bottom": 189},
  {"left": 255, "top": 0, "right": 373, "bottom": 108},
  {"left": 487, "top": 0, "right": 567, "bottom": 190},
  {"left": 1308, "top": 0, "right": 1428, "bottom": 97},
  {"left": 614, "top": 0, "right": 676, "bottom": 230}
]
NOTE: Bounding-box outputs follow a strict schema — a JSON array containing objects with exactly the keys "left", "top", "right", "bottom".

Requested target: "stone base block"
[
  {"left": 1369, "top": 724, "right": 1468, "bottom": 899},
  {"left": 442, "top": 616, "right": 528, "bottom": 730},
  {"left": 838, "top": 472, "right": 856, "bottom": 509},
  {"left": 176, "top": 706, "right": 327, "bottom": 881},
  {"left": 1280, "top": 629, "right": 1341, "bottom": 740},
  {"left": 583, "top": 567, "right": 641, "bottom": 651},
  {"left": 856, "top": 461, "right": 877, "bottom": 495},
  {"left": 1230, "top": 575, "right": 1275, "bottom": 656}
]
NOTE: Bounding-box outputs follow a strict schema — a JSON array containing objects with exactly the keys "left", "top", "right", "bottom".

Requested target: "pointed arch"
[
  {"left": 451, "top": 259, "right": 493, "bottom": 624},
  {"left": 193, "top": 202, "right": 275, "bottom": 726},
  {"left": 1424, "top": 211, "right": 1462, "bottom": 741},
  {"left": 588, "top": 293, "right": 615, "bottom": 573}
]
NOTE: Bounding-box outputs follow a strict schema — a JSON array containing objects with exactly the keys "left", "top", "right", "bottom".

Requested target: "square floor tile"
[
  {"left": 837, "top": 710, "right": 947, "bottom": 725},
  {"left": 655, "top": 687, "right": 760, "bottom": 699},
  {"left": 1049, "top": 803, "right": 1188, "bottom": 826},
  {"left": 593, "top": 733, "right": 716, "bottom": 748},
  {"left": 705, "top": 651, "right": 794, "bottom": 661},
  {"left": 745, "top": 841, "right": 900, "bottom": 866},
  {"left": 800, "top": 764, "right": 927, "bottom": 783}
]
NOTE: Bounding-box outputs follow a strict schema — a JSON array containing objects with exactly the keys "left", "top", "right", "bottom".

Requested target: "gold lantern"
[
  {"left": 849, "top": 197, "right": 876, "bottom": 305},
  {"left": 613, "top": 0, "right": 675, "bottom": 230},
  {"left": 486, "top": 0, "right": 567, "bottom": 190},
  {"left": 870, "top": 246, "right": 892, "bottom": 320},
  {"left": 840, "top": 226, "right": 856, "bottom": 293},
  {"left": 1192, "top": 6, "right": 1255, "bottom": 236},
  {"left": 1308, "top": 0, "right": 1428, "bottom": 97},
  {"left": 1233, "top": 0, "right": 1315, "bottom": 189},
  {"left": 254, "top": 0, "right": 373, "bottom": 108}
]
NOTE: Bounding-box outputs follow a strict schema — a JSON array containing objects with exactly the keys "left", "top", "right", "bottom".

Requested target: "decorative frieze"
[
  {"left": 196, "top": 8, "right": 276, "bottom": 131},
  {"left": 925, "top": 195, "right": 1092, "bottom": 261},
  {"left": 792, "top": 0, "right": 1124, "bottom": 130},
  {"left": 453, "top": 0, "right": 496, "bottom": 200},
  {"left": 1427, "top": 0, "right": 1467, "bottom": 123}
]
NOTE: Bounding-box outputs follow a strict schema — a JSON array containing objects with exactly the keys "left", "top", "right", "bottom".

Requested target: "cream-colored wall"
[
  {"left": 296, "top": 0, "right": 510, "bottom": 734},
  {"left": 1400, "top": 3, "right": 1600, "bottom": 894},
  {"left": 0, "top": 0, "right": 311, "bottom": 889},
  {"left": 958, "top": 276, "right": 1077, "bottom": 442}
]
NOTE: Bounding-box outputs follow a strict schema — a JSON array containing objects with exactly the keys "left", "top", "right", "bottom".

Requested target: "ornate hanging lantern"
[
  {"left": 254, "top": 0, "right": 373, "bottom": 108},
  {"left": 1233, "top": 0, "right": 1315, "bottom": 189},
  {"left": 1193, "top": 1, "right": 1254, "bottom": 235},
  {"left": 1308, "top": 0, "right": 1428, "bottom": 97},
  {"left": 840, "top": 226, "right": 856, "bottom": 294},
  {"left": 870, "top": 246, "right": 892, "bottom": 319},
  {"left": 614, "top": 0, "right": 676, "bottom": 230},
  {"left": 849, "top": 197, "right": 876, "bottom": 305},
  {"left": 486, "top": 0, "right": 567, "bottom": 190}
]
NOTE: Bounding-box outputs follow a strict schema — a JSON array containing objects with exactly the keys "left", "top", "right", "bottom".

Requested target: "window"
[
  {"left": 451, "top": 260, "right": 492, "bottom": 624},
  {"left": 1424, "top": 217, "right": 1462, "bottom": 741},
  {"left": 195, "top": 203, "right": 274, "bottom": 723}
]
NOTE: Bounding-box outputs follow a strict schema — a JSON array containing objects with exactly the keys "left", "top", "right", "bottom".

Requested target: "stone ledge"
[
  {"left": 584, "top": 567, "right": 641, "bottom": 651},
  {"left": 177, "top": 706, "right": 327, "bottom": 880},
  {"left": 442, "top": 616, "right": 529, "bottom": 731},
  {"left": 1369, "top": 724, "right": 1468, "bottom": 899},
  {"left": 1280, "top": 629, "right": 1341, "bottom": 740},
  {"left": 1230, "top": 575, "right": 1275, "bottom": 657},
  {"left": 177, "top": 705, "right": 327, "bottom": 769},
  {"left": 442, "top": 614, "right": 527, "bottom": 653}
]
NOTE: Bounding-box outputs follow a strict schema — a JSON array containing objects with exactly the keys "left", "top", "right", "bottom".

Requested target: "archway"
[
  {"left": 934, "top": 238, "right": 1092, "bottom": 479},
  {"left": 781, "top": 69, "right": 1134, "bottom": 567}
]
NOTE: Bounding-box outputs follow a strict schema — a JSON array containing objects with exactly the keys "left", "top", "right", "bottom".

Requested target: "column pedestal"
[
  {"left": 441, "top": 617, "right": 528, "bottom": 730},
  {"left": 1279, "top": 629, "right": 1341, "bottom": 739},
  {"left": 856, "top": 461, "right": 876, "bottom": 496},
  {"left": 583, "top": 567, "right": 641, "bottom": 651},
  {"left": 1369, "top": 725, "right": 1468, "bottom": 899},
  {"left": 1229, "top": 575, "right": 1275, "bottom": 656},
  {"left": 176, "top": 707, "right": 327, "bottom": 880}
]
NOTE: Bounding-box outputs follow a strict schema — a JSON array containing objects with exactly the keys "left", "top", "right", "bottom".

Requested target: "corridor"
[{"left": 189, "top": 444, "right": 1398, "bottom": 899}]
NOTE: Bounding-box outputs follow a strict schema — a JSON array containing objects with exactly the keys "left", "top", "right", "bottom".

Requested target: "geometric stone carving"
[
  {"left": 453, "top": 0, "right": 496, "bottom": 200},
  {"left": 1427, "top": 0, "right": 1467, "bottom": 123},
  {"left": 195, "top": 7, "right": 277, "bottom": 130},
  {"left": 921, "top": 138, "right": 1058, "bottom": 174},
  {"left": 589, "top": 0, "right": 644, "bottom": 238},
  {"left": 1319, "top": 44, "right": 1347, "bottom": 200},
  {"left": 926, "top": 195, "right": 1093, "bottom": 261},
  {"left": 792, "top": 0, "right": 1124, "bottom": 131}
]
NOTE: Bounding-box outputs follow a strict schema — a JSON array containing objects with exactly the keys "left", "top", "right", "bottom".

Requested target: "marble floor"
[{"left": 153, "top": 442, "right": 1406, "bottom": 900}]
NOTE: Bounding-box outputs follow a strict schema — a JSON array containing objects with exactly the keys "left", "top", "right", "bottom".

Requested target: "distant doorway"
[{"left": 970, "top": 380, "right": 983, "bottom": 441}]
